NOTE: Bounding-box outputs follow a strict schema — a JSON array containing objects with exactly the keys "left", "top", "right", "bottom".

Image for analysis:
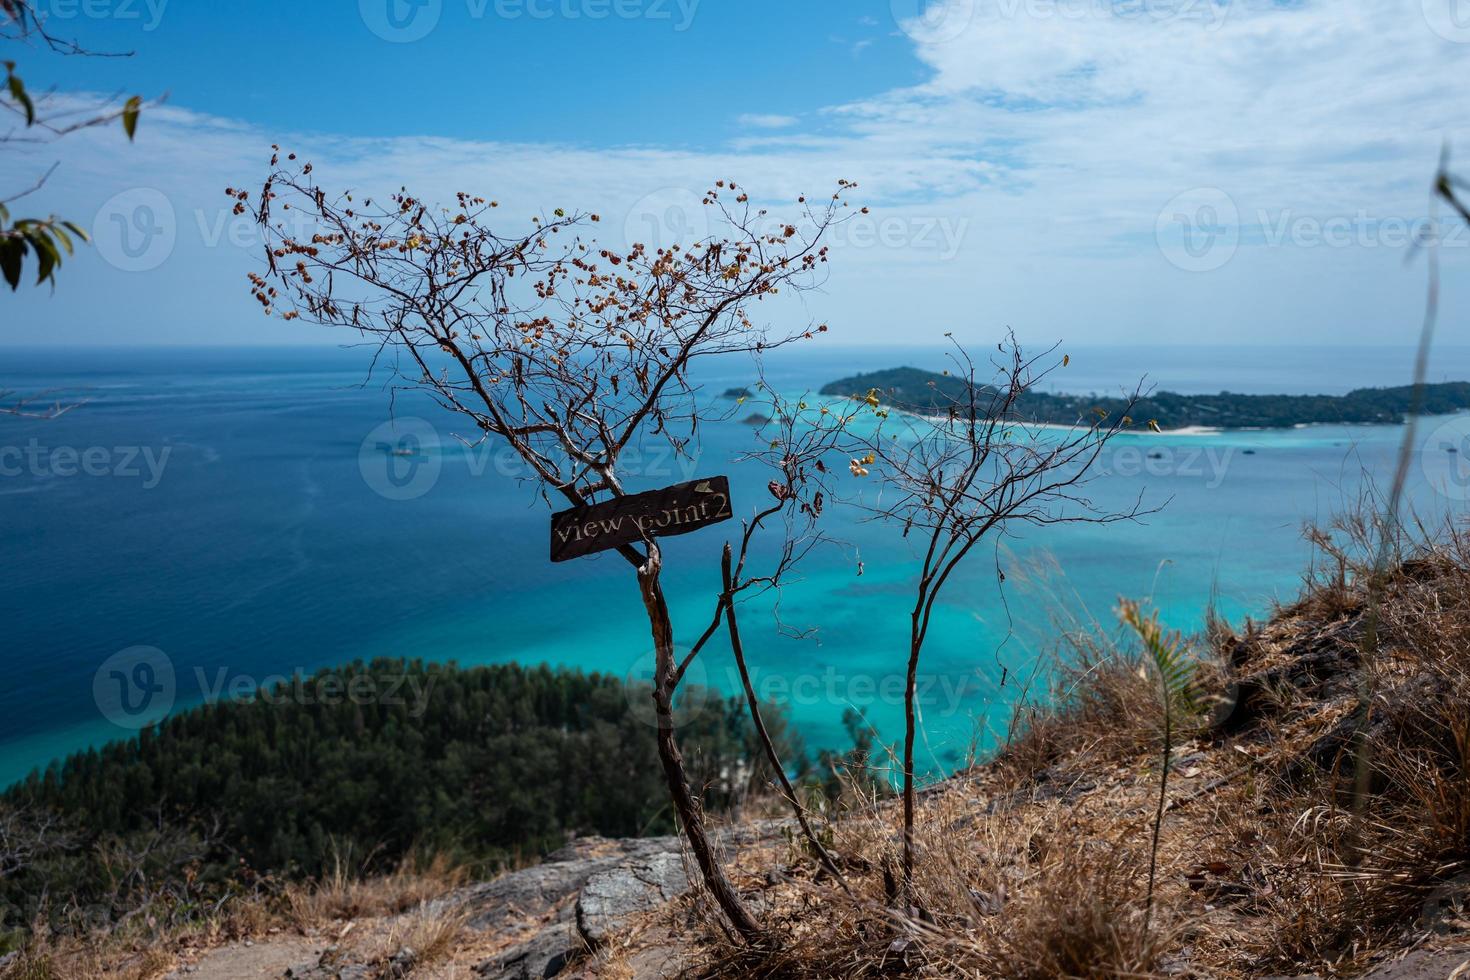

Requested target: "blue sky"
[
  {"left": 24, "top": 1, "right": 923, "bottom": 145},
  {"left": 4, "top": 0, "right": 1470, "bottom": 347}
]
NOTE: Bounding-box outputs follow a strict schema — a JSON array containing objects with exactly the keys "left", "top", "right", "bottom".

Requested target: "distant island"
[{"left": 820, "top": 367, "right": 1470, "bottom": 430}]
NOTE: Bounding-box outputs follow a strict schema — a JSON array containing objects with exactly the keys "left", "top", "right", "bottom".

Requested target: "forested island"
[
  {"left": 0, "top": 660, "right": 867, "bottom": 937},
  {"left": 820, "top": 366, "right": 1470, "bottom": 429}
]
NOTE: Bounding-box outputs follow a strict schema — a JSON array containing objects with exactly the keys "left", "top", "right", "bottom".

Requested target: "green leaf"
[
  {"left": 121, "top": 96, "right": 142, "bottom": 141},
  {"left": 7, "top": 70, "right": 34, "bottom": 126},
  {"left": 33, "top": 233, "right": 56, "bottom": 285},
  {"left": 0, "top": 239, "right": 24, "bottom": 291},
  {"left": 61, "top": 221, "right": 90, "bottom": 243}
]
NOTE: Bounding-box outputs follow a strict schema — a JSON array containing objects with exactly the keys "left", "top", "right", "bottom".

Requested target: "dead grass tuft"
[{"left": 285, "top": 850, "right": 467, "bottom": 927}]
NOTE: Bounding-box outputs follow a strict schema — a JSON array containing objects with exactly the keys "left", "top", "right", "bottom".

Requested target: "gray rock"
[
  {"left": 477, "top": 920, "right": 580, "bottom": 979},
  {"left": 282, "top": 962, "right": 372, "bottom": 980},
  {"left": 1361, "top": 948, "right": 1470, "bottom": 979},
  {"left": 458, "top": 836, "right": 682, "bottom": 933},
  {"left": 1419, "top": 871, "right": 1470, "bottom": 936},
  {"left": 621, "top": 940, "right": 690, "bottom": 979},
  {"left": 575, "top": 850, "right": 690, "bottom": 946}
]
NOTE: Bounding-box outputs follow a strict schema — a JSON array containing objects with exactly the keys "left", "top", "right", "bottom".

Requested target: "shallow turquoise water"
[{"left": 3, "top": 344, "right": 1469, "bottom": 786}]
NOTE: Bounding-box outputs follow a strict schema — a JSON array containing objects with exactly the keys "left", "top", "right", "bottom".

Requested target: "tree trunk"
[
  {"left": 901, "top": 631, "right": 920, "bottom": 903},
  {"left": 637, "top": 550, "right": 763, "bottom": 942}
]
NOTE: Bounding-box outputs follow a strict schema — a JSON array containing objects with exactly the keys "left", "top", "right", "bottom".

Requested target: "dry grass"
[
  {"left": 0, "top": 906, "right": 246, "bottom": 980},
  {"left": 690, "top": 519, "right": 1470, "bottom": 978},
  {"left": 338, "top": 898, "right": 470, "bottom": 977},
  {"left": 284, "top": 851, "right": 467, "bottom": 927},
  {"left": 0, "top": 851, "right": 470, "bottom": 980}
]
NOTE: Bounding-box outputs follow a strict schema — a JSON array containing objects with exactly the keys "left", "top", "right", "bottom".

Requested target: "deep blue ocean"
[{"left": 5, "top": 343, "right": 1470, "bottom": 787}]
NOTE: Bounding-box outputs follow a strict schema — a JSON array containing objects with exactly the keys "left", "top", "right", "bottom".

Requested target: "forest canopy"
[
  {"left": 0, "top": 659, "right": 806, "bottom": 935},
  {"left": 821, "top": 366, "right": 1470, "bottom": 429}
]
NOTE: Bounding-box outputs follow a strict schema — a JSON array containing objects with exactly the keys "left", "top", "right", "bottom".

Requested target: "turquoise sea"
[{"left": 4, "top": 343, "right": 1470, "bottom": 787}]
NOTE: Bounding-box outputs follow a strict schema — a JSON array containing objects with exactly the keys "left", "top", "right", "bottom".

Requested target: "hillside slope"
[{"left": 8, "top": 529, "right": 1470, "bottom": 979}]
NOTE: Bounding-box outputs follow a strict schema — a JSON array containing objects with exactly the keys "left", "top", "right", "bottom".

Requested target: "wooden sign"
[{"left": 550, "top": 476, "right": 735, "bottom": 562}]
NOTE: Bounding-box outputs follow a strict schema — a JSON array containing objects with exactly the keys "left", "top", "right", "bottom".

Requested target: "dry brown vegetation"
[
  {"left": 682, "top": 516, "right": 1470, "bottom": 978},
  {"left": 0, "top": 852, "right": 468, "bottom": 980}
]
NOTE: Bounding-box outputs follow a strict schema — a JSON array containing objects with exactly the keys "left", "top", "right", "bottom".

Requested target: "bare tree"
[
  {"left": 682, "top": 384, "right": 861, "bottom": 889},
  {"left": 0, "top": 801, "right": 77, "bottom": 881},
  {"left": 848, "top": 337, "right": 1147, "bottom": 901},
  {"left": 240, "top": 154, "right": 859, "bottom": 940},
  {"left": 0, "top": 386, "right": 84, "bottom": 418}
]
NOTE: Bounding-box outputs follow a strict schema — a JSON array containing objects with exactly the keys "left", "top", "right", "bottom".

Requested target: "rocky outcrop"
[
  {"left": 576, "top": 850, "right": 689, "bottom": 946},
  {"left": 466, "top": 835, "right": 692, "bottom": 979}
]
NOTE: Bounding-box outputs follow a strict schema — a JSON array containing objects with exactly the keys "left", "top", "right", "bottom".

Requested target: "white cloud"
[{"left": 4, "top": 0, "right": 1469, "bottom": 348}]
